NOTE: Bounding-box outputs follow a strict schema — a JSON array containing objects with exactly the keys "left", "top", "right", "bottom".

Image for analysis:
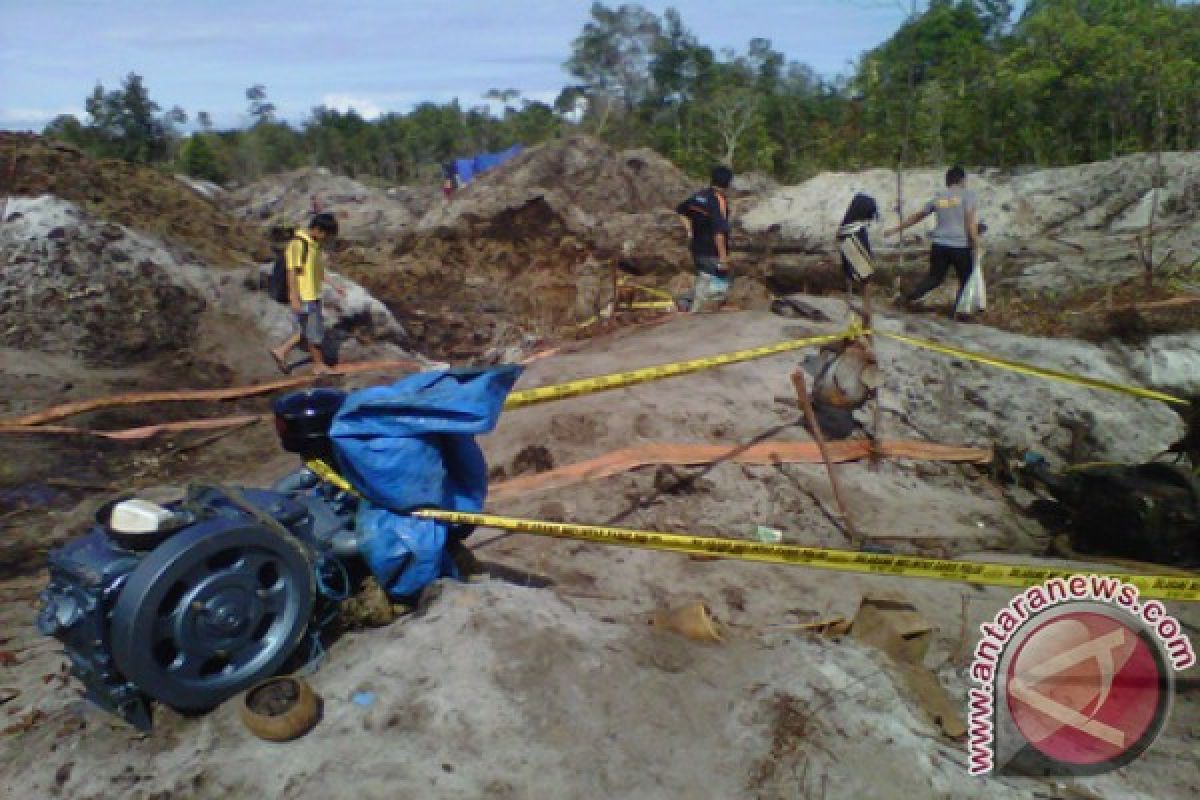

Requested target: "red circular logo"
[{"left": 1005, "top": 610, "right": 1168, "bottom": 769}]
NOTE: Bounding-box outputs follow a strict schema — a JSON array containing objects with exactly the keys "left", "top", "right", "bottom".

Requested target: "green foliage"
[
  {"left": 79, "top": 73, "right": 172, "bottom": 163},
  {"left": 44, "top": 1, "right": 1200, "bottom": 187},
  {"left": 180, "top": 134, "right": 226, "bottom": 183},
  {"left": 567, "top": 2, "right": 663, "bottom": 111}
]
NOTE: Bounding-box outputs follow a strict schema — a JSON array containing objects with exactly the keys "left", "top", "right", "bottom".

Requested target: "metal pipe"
[{"left": 791, "top": 369, "right": 860, "bottom": 544}]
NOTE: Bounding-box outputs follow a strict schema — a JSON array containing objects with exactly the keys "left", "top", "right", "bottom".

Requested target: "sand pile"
[
  {"left": 228, "top": 168, "right": 434, "bottom": 242},
  {"left": 341, "top": 135, "right": 704, "bottom": 360},
  {"left": 0, "top": 133, "right": 269, "bottom": 265},
  {"left": 0, "top": 195, "right": 407, "bottom": 373},
  {"left": 740, "top": 152, "right": 1200, "bottom": 244}
]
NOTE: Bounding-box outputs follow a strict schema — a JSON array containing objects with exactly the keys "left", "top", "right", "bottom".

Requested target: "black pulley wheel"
[{"left": 110, "top": 518, "right": 315, "bottom": 710}]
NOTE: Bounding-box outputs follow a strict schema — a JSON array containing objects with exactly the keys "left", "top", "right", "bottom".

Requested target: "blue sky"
[{"left": 0, "top": 0, "right": 913, "bottom": 131}]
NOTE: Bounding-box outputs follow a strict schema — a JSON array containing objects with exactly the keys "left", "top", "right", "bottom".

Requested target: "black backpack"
[
  {"left": 678, "top": 188, "right": 720, "bottom": 223},
  {"left": 267, "top": 234, "right": 308, "bottom": 304}
]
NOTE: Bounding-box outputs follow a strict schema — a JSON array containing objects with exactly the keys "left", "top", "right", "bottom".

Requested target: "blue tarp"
[
  {"left": 329, "top": 366, "right": 522, "bottom": 598},
  {"left": 453, "top": 144, "right": 522, "bottom": 185}
]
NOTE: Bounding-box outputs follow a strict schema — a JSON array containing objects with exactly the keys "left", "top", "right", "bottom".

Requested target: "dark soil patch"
[
  {"left": 747, "top": 691, "right": 815, "bottom": 792},
  {"left": 246, "top": 678, "right": 299, "bottom": 716},
  {"left": 511, "top": 445, "right": 555, "bottom": 476},
  {"left": 985, "top": 278, "right": 1200, "bottom": 341}
]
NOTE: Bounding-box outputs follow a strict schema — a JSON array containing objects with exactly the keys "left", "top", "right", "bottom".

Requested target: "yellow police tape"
[
  {"left": 568, "top": 278, "right": 678, "bottom": 331},
  {"left": 619, "top": 277, "right": 676, "bottom": 303},
  {"left": 529, "top": 319, "right": 1182, "bottom": 410},
  {"left": 503, "top": 327, "right": 862, "bottom": 410},
  {"left": 305, "top": 458, "right": 357, "bottom": 493},
  {"left": 878, "top": 331, "right": 1188, "bottom": 406},
  {"left": 412, "top": 509, "right": 1200, "bottom": 602},
  {"left": 302, "top": 459, "right": 1199, "bottom": 601}
]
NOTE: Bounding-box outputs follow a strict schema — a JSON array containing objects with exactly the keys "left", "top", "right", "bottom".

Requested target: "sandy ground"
[
  {"left": 2, "top": 137, "right": 1199, "bottom": 799},
  {"left": 3, "top": 308, "right": 1198, "bottom": 800}
]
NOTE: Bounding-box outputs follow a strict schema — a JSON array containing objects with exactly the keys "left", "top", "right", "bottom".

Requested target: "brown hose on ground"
[
  {"left": 4, "top": 359, "right": 422, "bottom": 427},
  {"left": 490, "top": 439, "right": 990, "bottom": 501},
  {"left": 0, "top": 414, "right": 270, "bottom": 441}
]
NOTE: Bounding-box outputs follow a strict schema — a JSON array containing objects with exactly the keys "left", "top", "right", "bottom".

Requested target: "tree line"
[{"left": 41, "top": 0, "right": 1200, "bottom": 186}]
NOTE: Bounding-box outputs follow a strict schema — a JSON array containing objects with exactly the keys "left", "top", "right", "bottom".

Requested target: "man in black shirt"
[{"left": 676, "top": 165, "right": 734, "bottom": 313}]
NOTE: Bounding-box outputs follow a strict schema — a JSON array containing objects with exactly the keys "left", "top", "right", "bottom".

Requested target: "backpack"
[
  {"left": 678, "top": 188, "right": 724, "bottom": 223},
  {"left": 267, "top": 233, "right": 307, "bottom": 304}
]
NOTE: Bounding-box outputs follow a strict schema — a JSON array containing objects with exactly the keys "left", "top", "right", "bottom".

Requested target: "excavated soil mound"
[
  {"left": 228, "top": 168, "right": 435, "bottom": 241},
  {"left": 0, "top": 133, "right": 269, "bottom": 265},
  {"left": 422, "top": 135, "right": 693, "bottom": 230},
  {"left": 741, "top": 152, "right": 1200, "bottom": 243},
  {"left": 345, "top": 136, "right": 709, "bottom": 359},
  {"left": 1, "top": 197, "right": 208, "bottom": 365}
]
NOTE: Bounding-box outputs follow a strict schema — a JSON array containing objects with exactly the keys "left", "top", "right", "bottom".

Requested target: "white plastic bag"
[
  {"left": 838, "top": 235, "right": 875, "bottom": 281},
  {"left": 955, "top": 248, "right": 987, "bottom": 314}
]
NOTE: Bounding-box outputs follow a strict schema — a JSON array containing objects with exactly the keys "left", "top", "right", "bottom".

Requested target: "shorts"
[
  {"left": 692, "top": 254, "right": 723, "bottom": 276},
  {"left": 691, "top": 271, "right": 731, "bottom": 314},
  {"left": 294, "top": 301, "right": 324, "bottom": 346}
]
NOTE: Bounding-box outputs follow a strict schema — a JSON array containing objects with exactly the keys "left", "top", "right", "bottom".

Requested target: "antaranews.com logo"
[{"left": 968, "top": 574, "right": 1196, "bottom": 777}]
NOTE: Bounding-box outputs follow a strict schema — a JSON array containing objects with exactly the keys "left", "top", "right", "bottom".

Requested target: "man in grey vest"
[{"left": 885, "top": 165, "right": 981, "bottom": 318}]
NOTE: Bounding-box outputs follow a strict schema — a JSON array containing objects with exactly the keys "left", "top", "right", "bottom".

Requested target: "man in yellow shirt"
[{"left": 270, "top": 213, "right": 339, "bottom": 374}]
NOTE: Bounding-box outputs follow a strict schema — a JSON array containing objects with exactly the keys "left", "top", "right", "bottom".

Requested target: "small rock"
[{"left": 962, "top": 387, "right": 988, "bottom": 410}]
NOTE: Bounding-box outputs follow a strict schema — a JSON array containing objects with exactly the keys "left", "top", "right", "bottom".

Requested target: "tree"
[
  {"left": 566, "top": 3, "right": 663, "bottom": 112},
  {"left": 196, "top": 111, "right": 213, "bottom": 132},
  {"left": 509, "top": 101, "right": 563, "bottom": 143},
  {"left": 42, "top": 114, "right": 91, "bottom": 149},
  {"left": 246, "top": 84, "right": 276, "bottom": 125},
  {"left": 648, "top": 8, "right": 710, "bottom": 105},
  {"left": 84, "top": 72, "right": 169, "bottom": 163},
  {"left": 181, "top": 134, "right": 226, "bottom": 183},
  {"left": 485, "top": 88, "right": 522, "bottom": 115},
  {"left": 974, "top": 0, "right": 1013, "bottom": 37}
]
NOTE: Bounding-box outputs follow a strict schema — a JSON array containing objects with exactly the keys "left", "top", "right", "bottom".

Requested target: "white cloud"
[
  {"left": 319, "top": 94, "right": 384, "bottom": 120},
  {"left": 0, "top": 106, "right": 85, "bottom": 129}
]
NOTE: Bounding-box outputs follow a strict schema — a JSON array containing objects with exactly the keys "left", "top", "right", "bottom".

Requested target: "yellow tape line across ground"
[
  {"left": 305, "top": 320, "right": 1198, "bottom": 599},
  {"left": 414, "top": 509, "right": 1200, "bottom": 602},
  {"left": 516, "top": 321, "right": 1182, "bottom": 411},
  {"left": 619, "top": 277, "right": 676, "bottom": 303},
  {"left": 504, "top": 327, "right": 862, "bottom": 410},
  {"left": 878, "top": 331, "right": 1188, "bottom": 406},
  {"left": 304, "top": 460, "right": 1199, "bottom": 602}
]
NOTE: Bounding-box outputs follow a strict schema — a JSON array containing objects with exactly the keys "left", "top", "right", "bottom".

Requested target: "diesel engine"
[{"left": 36, "top": 389, "right": 360, "bottom": 730}]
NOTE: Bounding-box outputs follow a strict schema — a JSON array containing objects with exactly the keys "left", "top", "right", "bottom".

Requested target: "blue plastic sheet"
[
  {"left": 329, "top": 366, "right": 522, "bottom": 598},
  {"left": 454, "top": 144, "right": 522, "bottom": 185}
]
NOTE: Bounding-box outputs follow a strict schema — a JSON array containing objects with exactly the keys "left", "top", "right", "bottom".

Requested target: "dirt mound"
[
  {"left": 421, "top": 135, "right": 691, "bottom": 230},
  {"left": 741, "top": 152, "right": 1200, "bottom": 243},
  {"left": 384, "top": 185, "right": 440, "bottom": 219},
  {"left": 0, "top": 133, "right": 269, "bottom": 265},
  {"left": 1, "top": 194, "right": 411, "bottom": 372},
  {"left": 414, "top": 134, "right": 695, "bottom": 271},
  {"left": 1, "top": 196, "right": 208, "bottom": 365},
  {"left": 228, "top": 168, "right": 431, "bottom": 242},
  {"left": 0, "top": 192, "right": 416, "bottom": 543},
  {"left": 344, "top": 137, "right": 705, "bottom": 359}
]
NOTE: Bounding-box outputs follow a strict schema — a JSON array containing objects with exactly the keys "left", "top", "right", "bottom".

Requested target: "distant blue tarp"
[
  {"left": 454, "top": 144, "right": 522, "bottom": 185},
  {"left": 329, "top": 366, "right": 522, "bottom": 598}
]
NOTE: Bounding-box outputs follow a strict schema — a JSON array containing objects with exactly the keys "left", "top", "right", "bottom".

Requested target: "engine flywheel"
[{"left": 110, "top": 518, "right": 315, "bottom": 710}]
